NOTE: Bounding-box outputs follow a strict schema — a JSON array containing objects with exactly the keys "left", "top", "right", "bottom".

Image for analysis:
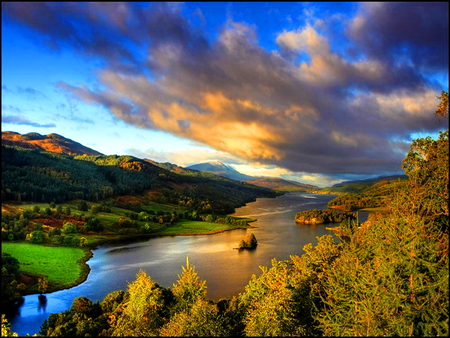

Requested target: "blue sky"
[{"left": 2, "top": 2, "right": 448, "bottom": 187}]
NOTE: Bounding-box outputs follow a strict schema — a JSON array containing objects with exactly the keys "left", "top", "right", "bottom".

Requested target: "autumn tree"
[
  {"left": 109, "top": 269, "right": 165, "bottom": 336},
  {"left": 171, "top": 257, "right": 207, "bottom": 314}
]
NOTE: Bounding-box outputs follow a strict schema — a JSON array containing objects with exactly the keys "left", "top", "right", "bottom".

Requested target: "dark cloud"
[
  {"left": 3, "top": 2, "right": 447, "bottom": 176},
  {"left": 348, "top": 2, "right": 448, "bottom": 73}
]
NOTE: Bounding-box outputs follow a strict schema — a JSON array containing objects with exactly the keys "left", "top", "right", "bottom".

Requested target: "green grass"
[{"left": 2, "top": 242, "right": 87, "bottom": 289}]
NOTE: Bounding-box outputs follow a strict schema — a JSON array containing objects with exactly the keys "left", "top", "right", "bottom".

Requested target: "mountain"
[
  {"left": 187, "top": 161, "right": 256, "bottom": 181},
  {"left": 243, "top": 177, "right": 318, "bottom": 192},
  {"left": 187, "top": 161, "right": 318, "bottom": 192},
  {"left": 1, "top": 131, "right": 103, "bottom": 156}
]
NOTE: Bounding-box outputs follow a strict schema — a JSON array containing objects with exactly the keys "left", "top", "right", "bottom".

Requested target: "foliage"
[
  {"left": 327, "top": 179, "right": 406, "bottom": 210},
  {"left": 2, "top": 145, "right": 276, "bottom": 215},
  {"left": 237, "top": 233, "right": 258, "bottom": 250},
  {"left": 401, "top": 130, "right": 449, "bottom": 229},
  {"left": 1, "top": 253, "right": 23, "bottom": 306},
  {"left": 295, "top": 209, "right": 356, "bottom": 224},
  {"left": 239, "top": 258, "right": 307, "bottom": 336},
  {"left": 160, "top": 299, "right": 228, "bottom": 337},
  {"left": 109, "top": 270, "right": 165, "bottom": 336},
  {"left": 1, "top": 315, "right": 18, "bottom": 337},
  {"left": 171, "top": 257, "right": 207, "bottom": 313}
]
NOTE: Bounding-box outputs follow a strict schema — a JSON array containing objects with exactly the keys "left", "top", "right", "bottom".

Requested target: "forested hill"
[
  {"left": 320, "top": 174, "right": 407, "bottom": 194},
  {"left": 2, "top": 131, "right": 103, "bottom": 156},
  {"left": 1, "top": 143, "right": 277, "bottom": 215}
]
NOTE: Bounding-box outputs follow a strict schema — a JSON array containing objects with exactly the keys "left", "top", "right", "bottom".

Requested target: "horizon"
[{"left": 2, "top": 2, "right": 448, "bottom": 187}]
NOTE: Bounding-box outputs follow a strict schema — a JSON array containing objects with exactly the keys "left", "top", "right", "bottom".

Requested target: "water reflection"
[{"left": 37, "top": 295, "right": 47, "bottom": 312}]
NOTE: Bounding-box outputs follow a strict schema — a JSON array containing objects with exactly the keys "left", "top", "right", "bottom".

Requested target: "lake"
[{"left": 7, "top": 193, "right": 361, "bottom": 336}]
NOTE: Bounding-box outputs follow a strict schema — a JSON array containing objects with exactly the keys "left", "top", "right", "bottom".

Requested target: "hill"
[
  {"left": 2, "top": 131, "right": 103, "bottom": 156},
  {"left": 243, "top": 177, "right": 317, "bottom": 192},
  {"left": 326, "top": 178, "right": 407, "bottom": 211},
  {"left": 1, "top": 142, "right": 276, "bottom": 215},
  {"left": 320, "top": 174, "right": 407, "bottom": 194},
  {"left": 187, "top": 161, "right": 317, "bottom": 192}
]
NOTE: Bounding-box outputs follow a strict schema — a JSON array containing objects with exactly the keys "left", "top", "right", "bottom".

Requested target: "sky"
[{"left": 2, "top": 2, "right": 448, "bottom": 187}]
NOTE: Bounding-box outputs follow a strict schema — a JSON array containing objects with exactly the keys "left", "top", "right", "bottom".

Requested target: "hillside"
[
  {"left": 243, "top": 177, "right": 317, "bottom": 192},
  {"left": 1, "top": 134, "right": 277, "bottom": 215},
  {"left": 320, "top": 174, "right": 407, "bottom": 194},
  {"left": 326, "top": 178, "right": 407, "bottom": 211},
  {"left": 187, "top": 161, "right": 317, "bottom": 192},
  {"left": 2, "top": 131, "right": 103, "bottom": 156}
]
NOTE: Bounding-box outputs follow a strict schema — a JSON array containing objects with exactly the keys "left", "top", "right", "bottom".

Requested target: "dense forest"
[{"left": 1, "top": 92, "right": 448, "bottom": 336}]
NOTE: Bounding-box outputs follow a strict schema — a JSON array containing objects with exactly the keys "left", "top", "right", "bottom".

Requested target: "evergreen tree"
[{"left": 171, "top": 257, "right": 207, "bottom": 313}]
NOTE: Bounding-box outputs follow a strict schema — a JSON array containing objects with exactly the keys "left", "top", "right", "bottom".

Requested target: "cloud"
[
  {"left": 348, "top": 2, "right": 448, "bottom": 73},
  {"left": 126, "top": 146, "right": 243, "bottom": 167},
  {"left": 4, "top": 2, "right": 448, "bottom": 176},
  {"left": 2, "top": 115, "right": 56, "bottom": 128}
]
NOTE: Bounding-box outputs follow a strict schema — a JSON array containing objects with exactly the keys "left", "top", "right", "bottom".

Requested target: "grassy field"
[{"left": 2, "top": 242, "right": 89, "bottom": 292}]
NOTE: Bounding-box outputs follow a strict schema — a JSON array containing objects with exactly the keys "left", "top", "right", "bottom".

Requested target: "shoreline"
[{"left": 23, "top": 223, "right": 258, "bottom": 296}]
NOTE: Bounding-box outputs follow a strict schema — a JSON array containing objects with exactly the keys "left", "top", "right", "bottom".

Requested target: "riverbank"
[{"left": 5, "top": 219, "right": 258, "bottom": 296}]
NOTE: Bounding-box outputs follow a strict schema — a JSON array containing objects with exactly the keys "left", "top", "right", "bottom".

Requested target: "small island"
[
  {"left": 295, "top": 209, "right": 356, "bottom": 225},
  {"left": 236, "top": 232, "right": 258, "bottom": 250}
]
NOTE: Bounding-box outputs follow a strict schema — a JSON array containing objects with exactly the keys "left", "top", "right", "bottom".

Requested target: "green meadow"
[{"left": 2, "top": 242, "right": 89, "bottom": 292}]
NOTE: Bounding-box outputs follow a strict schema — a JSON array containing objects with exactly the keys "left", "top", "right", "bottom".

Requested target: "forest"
[
  {"left": 295, "top": 209, "right": 356, "bottom": 225},
  {"left": 1, "top": 92, "right": 448, "bottom": 337},
  {"left": 1, "top": 146, "right": 277, "bottom": 214}
]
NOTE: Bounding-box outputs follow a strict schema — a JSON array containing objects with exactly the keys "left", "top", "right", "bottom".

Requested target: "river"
[{"left": 7, "top": 193, "right": 364, "bottom": 336}]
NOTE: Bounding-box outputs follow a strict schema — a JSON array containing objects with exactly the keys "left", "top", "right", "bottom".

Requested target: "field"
[{"left": 2, "top": 242, "right": 89, "bottom": 292}]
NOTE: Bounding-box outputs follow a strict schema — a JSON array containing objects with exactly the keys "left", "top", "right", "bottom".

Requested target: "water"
[{"left": 7, "top": 193, "right": 360, "bottom": 336}]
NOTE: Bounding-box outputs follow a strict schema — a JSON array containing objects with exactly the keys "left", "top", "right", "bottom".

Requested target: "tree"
[
  {"left": 110, "top": 269, "right": 164, "bottom": 336},
  {"left": 239, "top": 258, "right": 308, "bottom": 336},
  {"left": 62, "top": 222, "right": 77, "bottom": 234},
  {"left": 312, "top": 92, "right": 449, "bottom": 336},
  {"left": 237, "top": 233, "right": 258, "bottom": 249},
  {"left": 435, "top": 90, "right": 448, "bottom": 119},
  {"left": 171, "top": 257, "right": 207, "bottom": 313},
  {"left": 160, "top": 298, "right": 228, "bottom": 337},
  {"left": 38, "top": 276, "right": 48, "bottom": 295},
  {"left": 77, "top": 200, "right": 88, "bottom": 211}
]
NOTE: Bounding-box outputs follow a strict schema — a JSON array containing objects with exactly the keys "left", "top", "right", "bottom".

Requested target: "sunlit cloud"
[{"left": 3, "top": 2, "right": 447, "bottom": 180}]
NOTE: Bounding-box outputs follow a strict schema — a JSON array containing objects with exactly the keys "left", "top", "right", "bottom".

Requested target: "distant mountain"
[
  {"left": 187, "top": 161, "right": 256, "bottom": 181},
  {"left": 323, "top": 174, "right": 408, "bottom": 194},
  {"left": 243, "top": 177, "right": 318, "bottom": 192},
  {"left": 187, "top": 161, "right": 317, "bottom": 192},
  {"left": 332, "top": 175, "right": 407, "bottom": 188},
  {"left": 2, "top": 131, "right": 103, "bottom": 156}
]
